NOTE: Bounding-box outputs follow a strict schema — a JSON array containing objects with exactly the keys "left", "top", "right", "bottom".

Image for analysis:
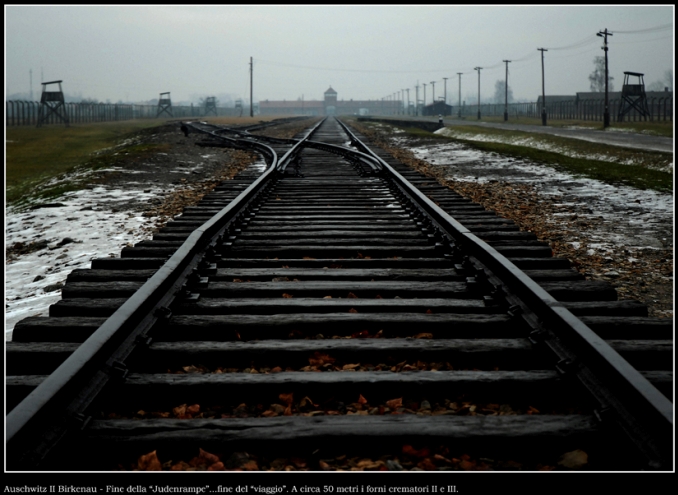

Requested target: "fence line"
[
  {"left": 456, "top": 97, "right": 672, "bottom": 123},
  {"left": 5, "top": 102, "right": 245, "bottom": 126},
  {"left": 7, "top": 97, "right": 673, "bottom": 126}
]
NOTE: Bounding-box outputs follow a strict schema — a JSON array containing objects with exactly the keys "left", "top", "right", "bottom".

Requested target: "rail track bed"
[{"left": 6, "top": 117, "right": 672, "bottom": 471}]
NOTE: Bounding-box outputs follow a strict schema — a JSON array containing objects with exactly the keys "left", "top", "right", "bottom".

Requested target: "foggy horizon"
[{"left": 5, "top": 5, "right": 674, "bottom": 107}]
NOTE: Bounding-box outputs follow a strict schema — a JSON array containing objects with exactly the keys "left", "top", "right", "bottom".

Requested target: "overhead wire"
[{"left": 612, "top": 23, "right": 672, "bottom": 34}]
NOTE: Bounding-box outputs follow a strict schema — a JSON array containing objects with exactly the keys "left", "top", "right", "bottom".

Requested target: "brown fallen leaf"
[
  {"left": 323, "top": 295, "right": 332, "bottom": 299},
  {"left": 172, "top": 404, "right": 187, "bottom": 417},
  {"left": 233, "top": 278, "right": 243, "bottom": 283},
  {"left": 348, "top": 308, "right": 358, "bottom": 313},
  {"left": 137, "top": 450, "right": 162, "bottom": 471},
  {"left": 309, "top": 352, "right": 336, "bottom": 366},
  {"left": 186, "top": 404, "right": 200, "bottom": 416},
  {"left": 279, "top": 393, "right": 294, "bottom": 405},
  {"left": 342, "top": 363, "right": 360, "bottom": 370},
  {"left": 417, "top": 458, "right": 438, "bottom": 470},
  {"left": 242, "top": 460, "right": 259, "bottom": 471},
  {"left": 282, "top": 293, "right": 293, "bottom": 298},
  {"left": 198, "top": 448, "right": 220, "bottom": 466},
  {"left": 414, "top": 333, "right": 434, "bottom": 339},
  {"left": 347, "top": 292, "right": 358, "bottom": 299},
  {"left": 402, "top": 445, "right": 431, "bottom": 458},
  {"left": 358, "top": 394, "right": 368, "bottom": 404},
  {"left": 558, "top": 449, "right": 588, "bottom": 469},
  {"left": 386, "top": 397, "right": 403, "bottom": 409},
  {"left": 171, "top": 461, "right": 191, "bottom": 471},
  {"left": 208, "top": 462, "right": 225, "bottom": 471}
]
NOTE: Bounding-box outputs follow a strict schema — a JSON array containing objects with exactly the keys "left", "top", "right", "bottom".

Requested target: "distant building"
[
  {"left": 423, "top": 100, "right": 453, "bottom": 116},
  {"left": 259, "top": 87, "right": 402, "bottom": 116},
  {"left": 575, "top": 90, "right": 672, "bottom": 103}
]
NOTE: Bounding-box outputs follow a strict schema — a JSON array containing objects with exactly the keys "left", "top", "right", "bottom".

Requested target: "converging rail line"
[{"left": 6, "top": 117, "right": 672, "bottom": 471}]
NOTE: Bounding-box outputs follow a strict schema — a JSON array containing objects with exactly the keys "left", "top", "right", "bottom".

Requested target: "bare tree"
[
  {"left": 647, "top": 80, "right": 665, "bottom": 91},
  {"left": 588, "top": 56, "right": 614, "bottom": 92},
  {"left": 646, "top": 69, "right": 673, "bottom": 92},
  {"left": 493, "top": 80, "right": 513, "bottom": 104},
  {"left": 663, "top": 69, "right": 673, "bottom": 91}
]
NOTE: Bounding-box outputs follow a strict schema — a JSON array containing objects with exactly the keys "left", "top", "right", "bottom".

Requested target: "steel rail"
[
  {"left": 336, "top": 117, "right": 673, "bottom": 468},
  {"left": 6, "top": 118, "right": 325, "bottom": 469},
  {"left": 191, "top": 120, "right": 382, "bottom": 174},
  {"left": 7, "top": 116, "right": 670, "bottom": 469}
]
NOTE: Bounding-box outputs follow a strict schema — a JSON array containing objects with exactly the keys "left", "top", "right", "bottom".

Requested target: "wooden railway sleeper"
[{"left": 6, "top": 116, "right": 672, "bottom": 471}]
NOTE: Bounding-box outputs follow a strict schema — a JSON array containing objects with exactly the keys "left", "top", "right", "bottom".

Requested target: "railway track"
[{"left": 6, "top": 117, "right": 672, "bottom": 471}]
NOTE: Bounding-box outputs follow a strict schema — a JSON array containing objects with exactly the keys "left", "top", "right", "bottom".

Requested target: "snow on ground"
[
  {"left": 5, "top": 182, "right": 172, "bottom": 340},
  {"left": 434, "top": 127, "right": 674, "bottom": 173},
  {"left": 393, "top": 137, "right": 674, "bottom": 255}
]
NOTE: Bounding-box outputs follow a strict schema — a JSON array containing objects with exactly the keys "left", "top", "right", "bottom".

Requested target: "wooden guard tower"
[
  {"left": 156, "top": 92, "right": 173, "bottom": 117},
  {"left": 37, "top": 80, "right": 69, "bottom": 127},
  {"left": 204, "top": 97, "right": 217, "bottom": 116},
  {"left": 617, "top": 72, "right": 650, "bottom": 121}
]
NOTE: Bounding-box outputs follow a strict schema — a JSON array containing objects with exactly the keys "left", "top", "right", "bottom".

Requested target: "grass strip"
[
  {"left": 470, "top": 116, "right": 673, "bottom": 138},
  {"left": 394, "top": 125, "right": 672, "bottom": 193},
  {"left": 6, "top": 120, "right": 170, "bottom": 206}
]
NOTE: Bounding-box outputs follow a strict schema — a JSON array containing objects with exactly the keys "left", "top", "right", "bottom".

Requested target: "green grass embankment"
[
  {"left": 6, "top": 120, "right": 169, "bottom": 206},
  {"left": 395, "top": 124, "right": 673, "bottom": 193}
]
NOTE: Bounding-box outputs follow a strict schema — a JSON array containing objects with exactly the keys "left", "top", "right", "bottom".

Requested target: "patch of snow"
[
  {"left": 396, "top": 138, "right": 674, "bottom": 256},
  {"left": 433, "top": 127, "right": 673, "bottom": 173},
  {"left": 5, "top": 181, "right": 180, "bottom": 341}
]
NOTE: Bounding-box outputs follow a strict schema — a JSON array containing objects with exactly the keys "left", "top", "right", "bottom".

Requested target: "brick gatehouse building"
[{"left": 259, "top": 87, "right": 401, "bottom": 116}]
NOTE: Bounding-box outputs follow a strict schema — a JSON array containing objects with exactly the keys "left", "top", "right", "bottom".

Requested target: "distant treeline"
[{"left": 5, "top": 101, "right": 246, "bottom": 126}]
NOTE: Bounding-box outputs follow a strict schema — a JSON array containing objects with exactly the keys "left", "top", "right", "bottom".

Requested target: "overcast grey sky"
[{"left": 5, "top": 5, "right": 674, "bottom": 105}]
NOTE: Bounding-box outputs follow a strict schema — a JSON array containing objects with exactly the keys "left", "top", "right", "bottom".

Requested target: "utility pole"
[
  {"left": 406, "top": 88, "right": 410, "bottom": 115},
  {"left": 430, "top": 81, "right": 436, "bottom": 107},
  {"left": 503, "top": 60, "right": 511, "bottom": 121},
  {"left": 457, "top": 73, "right": 462, "bottom": 118},
  {"left": 30, "top": 69, "right": 33, "bottom": 100},
  {"left": 443, "top": 77, "right": 448, "bottom": 113},
  {"left": 415, "top": 82, "right": 420, "bottom": 116},
  {"left": 597, "top": 28, "right": 613, "bottom": 128},
  {"left": 474, "top": 67, "right": 482, "bottom": 120},
  {"left": 249, "top": 56, "right": 253, "bottom": 117},
  {"left": 423, "top": 83, "right": 427, "bottom": 112},
  {"left": 538, "top": 48, "right": 547, "bottom": 125}
]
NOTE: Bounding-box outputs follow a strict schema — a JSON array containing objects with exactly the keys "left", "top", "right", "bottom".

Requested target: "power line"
[
  {"left": 612, "top": 23, "right": 672, "bottom": 34},
  {"left": 546, "top": 34, "right": 598, "bottom": 51},
  {"left": 256, "top": 59, "right": 447, "bottom": 74},
  {"left": 614, "top": 34, "right": 673, "bottom": 45}
]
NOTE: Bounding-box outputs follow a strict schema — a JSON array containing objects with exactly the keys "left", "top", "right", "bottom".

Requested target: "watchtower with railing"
[
  {"left": 204, "top": 96, "right": 217, "bottom": 116},
  {"left": 156, "top": 92, "right": 173, "bottom": 118},
  {"left": 617, "top": 72, "right": 650, "bottom": 121},
  {"left": 37, "top": 80, "right": 69, "bottom": 127}
]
